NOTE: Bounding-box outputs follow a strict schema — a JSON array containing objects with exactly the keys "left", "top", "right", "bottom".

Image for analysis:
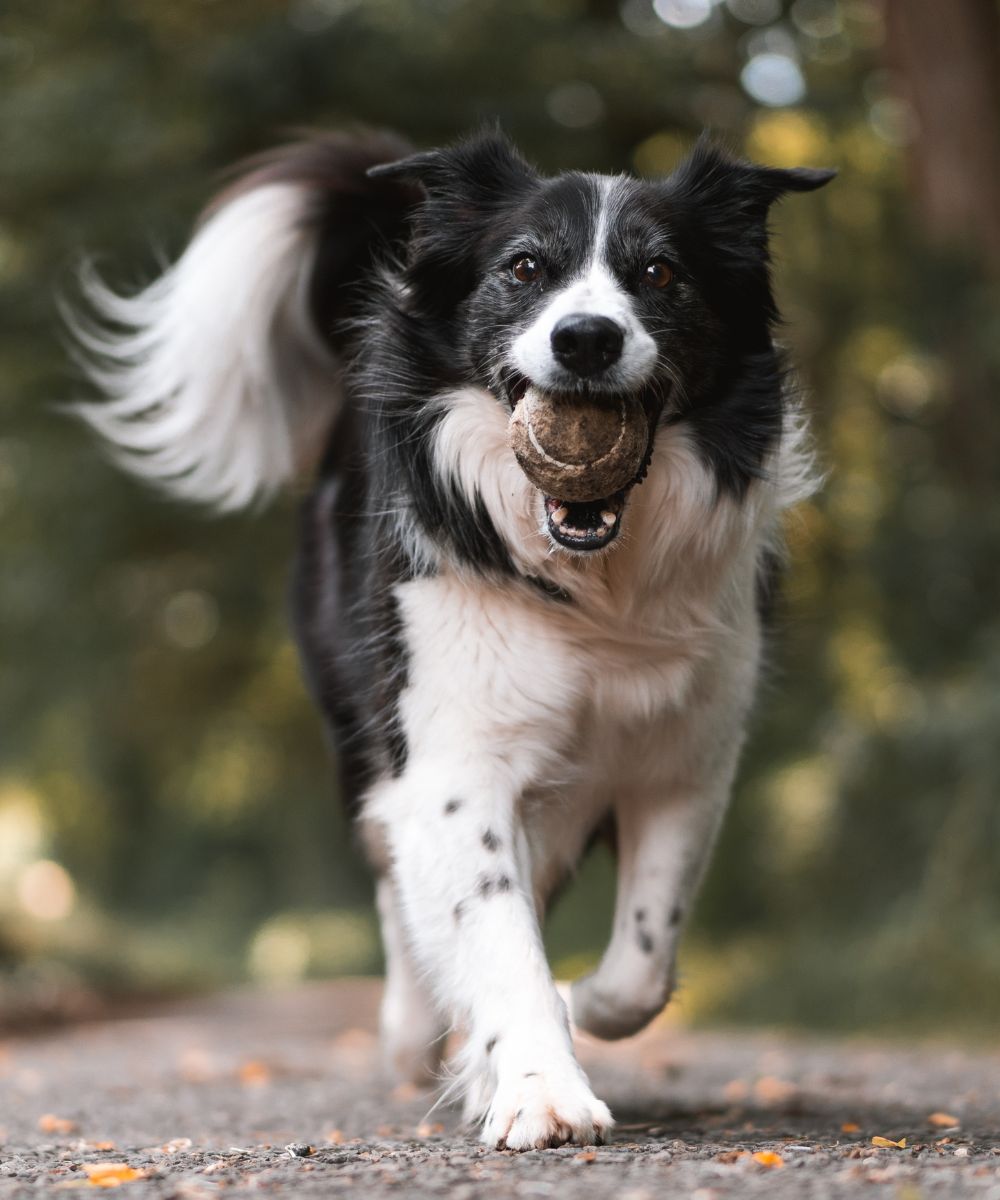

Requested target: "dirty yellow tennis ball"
[{"left": 508, "top": 388, "right": 648, "bottom": 502}]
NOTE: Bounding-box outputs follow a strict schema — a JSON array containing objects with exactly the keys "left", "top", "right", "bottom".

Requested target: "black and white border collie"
[{"left": 72, "top": 128, "right": 833, "bottom": 1150}]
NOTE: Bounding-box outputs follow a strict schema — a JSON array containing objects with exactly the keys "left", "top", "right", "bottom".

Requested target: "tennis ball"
[{"left": 509, "top": 388, "right": 647, "bottom": 501}]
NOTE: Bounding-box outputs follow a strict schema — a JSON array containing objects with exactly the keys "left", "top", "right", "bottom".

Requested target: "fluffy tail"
[{"left": 67, "top": 130, "right": 417, "bottom": 510}]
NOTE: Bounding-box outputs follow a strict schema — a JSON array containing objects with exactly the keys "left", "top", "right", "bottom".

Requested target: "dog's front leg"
[
  {"left": 370, "top": 759, "right": 612, "bottom": 1149},
  {"left": 570, "top": 784, "right": 730, "bottom": 1040},
  {"left": 571, "top": 651, "right": 759, "bottom": 1040},
  {"left": 376, "top": 875, "right": 449, "bottom": 1086}
]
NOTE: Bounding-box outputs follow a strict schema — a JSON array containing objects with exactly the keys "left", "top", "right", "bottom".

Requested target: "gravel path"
[{"left": 1, "top": 980, "right": 998, "bottom": 1197}]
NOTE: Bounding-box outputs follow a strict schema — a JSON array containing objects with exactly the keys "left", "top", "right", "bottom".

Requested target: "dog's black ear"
[
  {"left": 766, "top": 164, "right": 838, "bottom": 194},
  {"left": 668, "top": 134, "right": 834, "bottom": 220},
  {"left": 663, "top": 135, "right": 834, "bottom": 346},
  {"left": 368, "top": 130, "right": 538, "bottom": 204},
  {"left": 368, "top": 131, "right": 539, "bottom": 313}
]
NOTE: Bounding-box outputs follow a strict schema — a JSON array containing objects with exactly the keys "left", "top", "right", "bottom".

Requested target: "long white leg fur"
[{"left": 366, "top": 576, "right": 613, "bottom": 1150}]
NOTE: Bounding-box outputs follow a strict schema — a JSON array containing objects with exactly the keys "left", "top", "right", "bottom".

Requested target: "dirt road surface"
[{"left": 2, "top": 980, "right": 998, "bottom": 1197}]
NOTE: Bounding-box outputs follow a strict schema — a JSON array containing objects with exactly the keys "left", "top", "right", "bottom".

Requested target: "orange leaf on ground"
[
  {"left": 83, "top": 1163, "right": 146, "bottom": 1187},
  {"left": 751, "top": 1151, "right": 785, "bottom": 1168},
  {"left": 841, "top": 1123, "right": 861, "bottom": 1134},
  {"left": 39, "top": 1114, "right": 79, "bottom": 1135},
  {"left": 573, "top": 1150, "right": 597, "bottom": 1162},
  {"left": 928, "top": 1112, "right": 960, "bottom": 1128},
  {"left": 871, "top": 1136, "right": 907, "bottom": 1149},
  {"left": 325, "top": 1129, "right": 345, "bottom": 1144},
  {"left": 238, "top": 1060, "right": 271, "bottom": 1087},
  {"left": 753, "top": 1076, "right": 798, "bottom": 1105}
]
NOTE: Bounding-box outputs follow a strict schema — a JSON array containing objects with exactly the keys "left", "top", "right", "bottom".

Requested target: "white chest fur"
[{"left": 424, "top": 385, "right": 799, "bottom": 724}]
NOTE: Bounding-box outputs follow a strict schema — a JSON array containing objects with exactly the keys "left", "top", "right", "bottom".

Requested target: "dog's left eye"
[
  {"left": 511, "top": 255, "right": 542, "bottom": 284},
  {"left": 642, "top": 260, "right": 673, "bottom": 289}
]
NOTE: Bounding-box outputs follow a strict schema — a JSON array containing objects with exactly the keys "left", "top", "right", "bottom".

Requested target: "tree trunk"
[{"left": 884, "top": 0, "right": 1000, "bottom": 275}]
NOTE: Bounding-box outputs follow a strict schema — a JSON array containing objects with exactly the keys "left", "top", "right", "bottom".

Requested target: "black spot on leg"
[
  {"left": 453, "top": 900, "right": 465, "bottom": 923},
  {"left": 669, "top": 905, "right": 683, "bottom": 927},
  {"left": 523, "top": 1072, "right": 538, "bottom": 1078},
  {"left": 634, "top": 907, "right": 646, "bottom": 923},
  {"left": 477, "top": 873, "right": 513, "bottom": 897},
  {"left": 444, "top": 798, "right": 462, "bottom": 815},
  {"left": 482, "top": 829, "right": 500, "bottom": 852},
  {"left": 486, "top": 1036, "right": 497, "bottom": 1054},
  {"left": 637, "top": 929, "right": 654, "bottom": 955}
]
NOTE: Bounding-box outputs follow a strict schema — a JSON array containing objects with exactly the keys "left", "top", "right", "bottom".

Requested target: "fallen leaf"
[
  {"left": 751, "top": 1151, "right": 785, "bottom": 1168},
  {"left": 871, "top": 1136, "right": 907, "bottom": 1149},
  {"left": 928, "top": 1112, "right": 960, "bottom": 1128},
  {"left": 573, "top": 1150, "right": 597, "bottom": 1162},
  {"left": 325, "top": 1129, "right": 345, "bottom": 1144},
  {"left": 39, "top": 1114, "right": 79, "bottom": 1135},
  {"left": 841, "top": 1122, "right": 861, "bottom": 1134},
  {"left": 753, "top": 1076, "right": 798, "bottom": 1105},
  {"left": 238, "top": 1061, "right": 271, "bottom": 1087},
  {"left": 83, "top": 1163, "right": 146, "bottom": 1187},
  {"left": 154, "top": 1138, "right": 191, "bottom": 1154},
  {"left": 178, "top": 1049, "right": 215, "bottom": 1083}
]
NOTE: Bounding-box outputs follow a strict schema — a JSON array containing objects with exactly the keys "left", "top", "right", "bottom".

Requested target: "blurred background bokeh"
[{"left": 2, "top": 0, "right": 998, "bottom": 1036}]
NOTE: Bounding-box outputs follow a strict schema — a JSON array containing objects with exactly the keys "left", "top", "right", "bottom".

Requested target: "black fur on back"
[{"left": 211, "top": 129, "right": 423, "bottom": 351}]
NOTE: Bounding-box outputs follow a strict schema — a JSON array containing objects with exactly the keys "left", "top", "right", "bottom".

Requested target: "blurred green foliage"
[{"left": 1, "top": 0, "right": 998, "bottom": 1034}]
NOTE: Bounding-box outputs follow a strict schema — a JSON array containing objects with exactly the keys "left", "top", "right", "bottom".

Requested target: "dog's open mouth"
[
  {"left": 505, "top": 372, "right": 653, "bottom": 554},
  {"left": 544, "top": 490, "right": 625, "bottom": 551}
]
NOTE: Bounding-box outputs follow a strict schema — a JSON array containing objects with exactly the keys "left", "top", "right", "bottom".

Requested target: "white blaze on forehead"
[{"left": 511, "top": 176, "right": 657, "bottom": 391}]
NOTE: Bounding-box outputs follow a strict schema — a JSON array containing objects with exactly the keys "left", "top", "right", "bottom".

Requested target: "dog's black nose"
[{"left": 550, "top": 314, "right": 624, "bottom": 378}]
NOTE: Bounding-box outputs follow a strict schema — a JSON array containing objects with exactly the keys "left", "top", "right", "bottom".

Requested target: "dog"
[{"left": 71, "top": 127, "right": 832, "bottom": 1150}]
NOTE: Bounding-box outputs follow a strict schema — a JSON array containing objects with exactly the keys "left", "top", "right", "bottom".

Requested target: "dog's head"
[{"left": 371, "top": 132, "right": 832, "bottom": 554}]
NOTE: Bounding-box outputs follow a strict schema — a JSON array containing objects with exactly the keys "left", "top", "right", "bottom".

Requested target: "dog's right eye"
[{"left": 511, "top": 255, "right": 542, "bottom": 284}]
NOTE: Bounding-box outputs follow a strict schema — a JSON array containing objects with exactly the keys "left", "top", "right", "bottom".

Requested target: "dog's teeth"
[
  {"left": 551, "top": 506, "right": 569, "bottom": 524},
  {"left": 601, "top": 511, "right": 617, "bottom": 527}
]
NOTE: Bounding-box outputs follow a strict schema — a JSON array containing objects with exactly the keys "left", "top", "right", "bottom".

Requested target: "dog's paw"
[
  {"left": 380, "top": 993, "right": 448, "bottom": 1088},
  {"left": 384, "top": 1028, "right": 447, "bottom": 1088},
  {"left": 481, "top": 1069, "right": 613, "bottom": 1151},
  {"left": 571, "top": 970, "right": 673, "bottom": 1041}
]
